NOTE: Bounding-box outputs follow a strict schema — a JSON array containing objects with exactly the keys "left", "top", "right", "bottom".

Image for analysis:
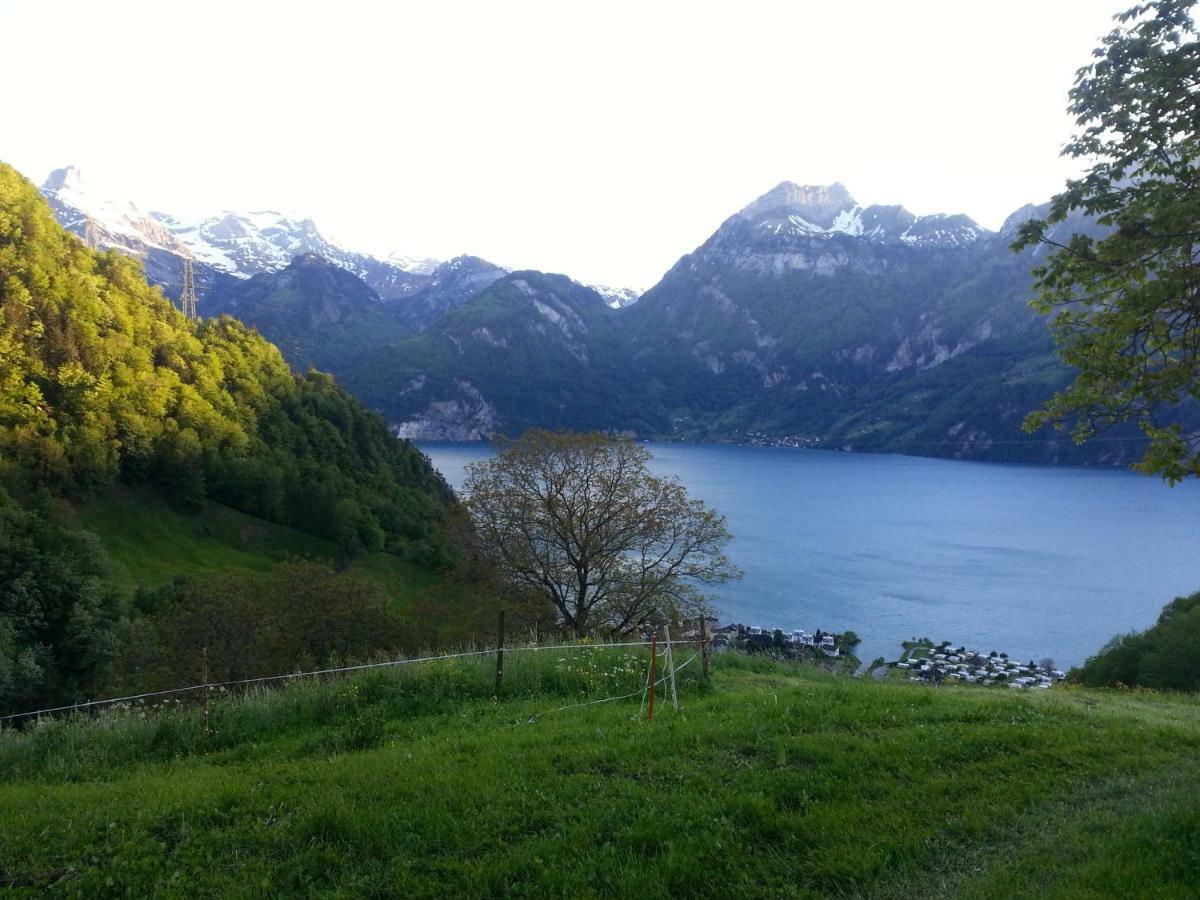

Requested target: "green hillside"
[
  {"left": 1, "top": 653, "right": 1196, "bottom": 897},
  {"left": 71, "top": 486, "right": 436, "bottom": 604},
  {"left": 0, "top": 162, "right": 478, "bottom": 715}
]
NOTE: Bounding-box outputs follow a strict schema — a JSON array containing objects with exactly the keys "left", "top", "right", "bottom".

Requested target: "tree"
[
  {"left": 0, "top": 491, "right": 123, "bottom": 714},
  {"left": 463, "top": 431, "right": 739, "bottom": 636},
  {"left": 1013, "top": 0, "right": 1200, "bottom": 482},
  {"left": 1073, "top": 590, "right": 1200, "bottom": 690}
]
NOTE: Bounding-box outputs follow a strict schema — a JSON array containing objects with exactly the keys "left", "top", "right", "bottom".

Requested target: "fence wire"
[{"left": 0, "top": 639, "right": 705, "bottom": 723}]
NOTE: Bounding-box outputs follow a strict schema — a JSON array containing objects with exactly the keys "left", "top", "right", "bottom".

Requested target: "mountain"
[
  {"left": 152, "top": 207, "right": 433, "bottom": 300},
  {"left": 732, "top": 181, "right": 987, "bottom": 248},
  {"left": 386, "top": 255, "right": 509, "bottom": 329},
  {"left": 342, "top": 272, "right": 661, "bottom": 440},
  {"left": 5, "top": 162, "right": 455, "bottom": 540},
  {"left": 618, "top": 180, "right": 1149, "bottom": 462},
  {"left": 585, "top": 283, "right": 642, "bottom": 309},
  {"left": 38, "top": 165, "right": 445, "bottom": 303},
  {"left": 203, "top": 252, "right": 404, "bottom": 371},
  {"left": 331, "top": 180, "right": 1162, "bottom": 464},
  {"left": 38, "top": 166, "right": 239, "bottom": 297},
  {"left": 34, "top": 166, "right": 1172, "bottom": 464},
  {"left": 41, "top": 166, "right": 189, "bottom": 258},
  {"left": 197, "top": 252, "right": 510, "bottom": 371}
]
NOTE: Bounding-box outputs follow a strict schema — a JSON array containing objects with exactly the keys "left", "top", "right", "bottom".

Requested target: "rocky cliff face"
[{"left": 391, "top": 380, "right": 502, "bottom": 441}]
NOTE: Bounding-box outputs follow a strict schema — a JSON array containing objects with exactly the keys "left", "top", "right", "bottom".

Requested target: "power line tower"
[{"left": 179, "top": 257, "right": 198, "bottom": 321}]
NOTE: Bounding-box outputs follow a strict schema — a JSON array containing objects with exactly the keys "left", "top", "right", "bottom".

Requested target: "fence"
[{"left": 0, "top": 619, "right": 713, "bottom": 726}]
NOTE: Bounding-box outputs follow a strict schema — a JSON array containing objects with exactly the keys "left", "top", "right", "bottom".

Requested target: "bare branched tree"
[{"left": 464, "top": 430, "right": 740, "bottom": 636}]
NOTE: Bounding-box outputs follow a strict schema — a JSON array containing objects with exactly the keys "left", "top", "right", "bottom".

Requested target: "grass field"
[
  {"left": 1, "top": 650, "right": 1197, "bottom": 898},
  {"left": 69, "top": 487, "right": 437, "bottom": 608}
]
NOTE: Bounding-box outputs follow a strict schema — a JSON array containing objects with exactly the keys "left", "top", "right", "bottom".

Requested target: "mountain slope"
[
  {"left": 342, "top": 272, "right": 662, "bottom": 438},
  {"left": 1, "top": 160, "right": 476, "bottom": 713},
  {"left": 384, "top": 255, "right": 508, "bottom": 329},
  {"left": 35, "top": 166, "right": 1171, "bottom": 464},
  {"left": 203, "top": 252, "right": 407, "bottom": 372},
  {"left": 2, "top": 161, "right": 457, "bottom": 555},
  {"left": 331, "top": 180, "right": 1112, "bottom": 459},
  {"left": 623, "top": 181, "right": 1148, "bottom": 461}
]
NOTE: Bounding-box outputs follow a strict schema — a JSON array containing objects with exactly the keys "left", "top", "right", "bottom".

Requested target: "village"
[
  {"left": 883, "top": 638, "right": 1068, "bottom": 689},
  {"left": 678, "top": 621, "right": 1070, "bottom": 690},
  {"left": 678, "top": 619, "right": 861, "bottom": 670}
]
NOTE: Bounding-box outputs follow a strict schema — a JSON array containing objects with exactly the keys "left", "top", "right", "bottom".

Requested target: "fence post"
[
  {"left": 495, "top": 609, "right": 506, "bottom": 695},
  {"left": 201, "top": 646, "right": 211, "bottom": 737},
  {"left": 702, "top": 616, "right": 711, "bottom": 681},
  {"left": 664, "top": 625, "right": 679, "bottom": 711},
  {"left": 647, "top": 632, "right": 657, "bottom": 721}
]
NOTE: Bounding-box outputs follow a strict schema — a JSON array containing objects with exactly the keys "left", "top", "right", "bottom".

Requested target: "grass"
[
  {"left": 70, "top": 486, "right": 435, "bottom": 608},
  {"left": 1, "top": 650, "right": 1197, "bottom": 898}
]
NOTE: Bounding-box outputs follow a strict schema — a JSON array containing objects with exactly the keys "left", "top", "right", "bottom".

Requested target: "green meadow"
[
  {"left": 72, "top": 487, "right": 436, "bottom": 606},
  {"left": 2, "top": 650, "right": 1197, "bottom": 898}
]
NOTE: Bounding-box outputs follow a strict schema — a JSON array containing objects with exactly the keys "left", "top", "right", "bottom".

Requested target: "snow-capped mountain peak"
[
  {"left": 740, "top": 181, "right": 859, "bottom": 232},
  {"left": 42, "top": 165, "right": 85, "bottom": 195},
  {"left": 737, "top": 180, "right": 988, "bottom": 248},
  {"left": 40, "top": 166, "right": 186, "bottom": 255},
  {"left": 385, "top": 251, "right": 441, "bottom": 275},
  {"left": 38, "top": 165, "right": 446, "bottom": 300}
]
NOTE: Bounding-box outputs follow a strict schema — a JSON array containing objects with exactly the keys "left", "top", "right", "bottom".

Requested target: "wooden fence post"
[
  {"left": 647, "top": 632, "right": 657, "bottom": 721},
  {"left": 495, "top": 609, "right": 506, "bottom": 695},
  {"left": 201, "top": 646, "right": 211, "bottom": 737},
  {"left": 664, "top": 625, "right": 679, "bottom": 711}
]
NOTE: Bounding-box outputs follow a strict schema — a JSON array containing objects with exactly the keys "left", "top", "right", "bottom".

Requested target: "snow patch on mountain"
[
  {"left": 582, "top": 282, "right": 641, "bottom": 308},
  {"left": 385, "top": 251, "right": 440, "bottom": 275},
  {"left": 739, "top": 181, "right": 988, "bottom": 249},
  {"left": 39, "top": 165, "right": 443, "bottom": 293},
  {"left": 40, "top": 167, "right": 188, "bottom": 256}
]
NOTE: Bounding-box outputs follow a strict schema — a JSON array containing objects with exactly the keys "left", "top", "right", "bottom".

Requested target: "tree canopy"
[
  {"left": 464, "top": 431, "right": 738, "bottom": 636},
  {"left": 1014, "top": 0, "right": 1200, "bottom": 481},
  {"left": 0, "top": 161, "right": 457, "bottom": 556}
]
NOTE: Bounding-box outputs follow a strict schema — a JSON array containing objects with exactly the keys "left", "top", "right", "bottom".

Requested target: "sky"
[{"left": 2, "top": 0, "right": 1123, "bottom": 289}]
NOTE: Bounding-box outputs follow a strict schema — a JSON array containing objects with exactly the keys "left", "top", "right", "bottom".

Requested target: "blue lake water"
[{"left": 419, "top": 442, "right": 1200, "bottom": 668}]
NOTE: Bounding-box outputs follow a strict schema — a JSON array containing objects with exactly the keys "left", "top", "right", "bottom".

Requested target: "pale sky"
[{"left": 2, "top": 0, "right": 1122, "bottom": 289}]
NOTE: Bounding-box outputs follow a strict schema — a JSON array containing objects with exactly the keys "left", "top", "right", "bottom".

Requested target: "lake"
[{"left": 419, "top": 442, "right": 1200, "bottom": 668}]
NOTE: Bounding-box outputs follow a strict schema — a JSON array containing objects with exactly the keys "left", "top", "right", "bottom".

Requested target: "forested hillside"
[
  {"left": 0, "top": 163, "right": 455, "bottom": 551},
  {"left": 0, "top": 163, "right": 470, "bottom": 715}
]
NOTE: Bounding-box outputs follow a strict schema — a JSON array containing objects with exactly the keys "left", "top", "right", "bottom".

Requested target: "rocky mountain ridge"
[
  {"left": 38, "top": 167, "right": 1167, "bottom": 464},
  {"left": 39, "top": 166, "right": 455, "bottom": 303}
]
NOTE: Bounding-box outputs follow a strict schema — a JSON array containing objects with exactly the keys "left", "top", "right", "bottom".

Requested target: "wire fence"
[{"left": 0, "top": 638, "right": 707, "bottom": 724}]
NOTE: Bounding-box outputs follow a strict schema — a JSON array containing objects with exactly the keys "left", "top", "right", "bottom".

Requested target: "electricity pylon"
[{"left": 180, "top": 257, "right": 198, "bottom": 321}]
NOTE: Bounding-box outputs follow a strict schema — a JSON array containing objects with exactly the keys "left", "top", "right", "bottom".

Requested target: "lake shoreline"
[{"left": 419, "top": 441, "right": 1200, "bottom": 671}]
